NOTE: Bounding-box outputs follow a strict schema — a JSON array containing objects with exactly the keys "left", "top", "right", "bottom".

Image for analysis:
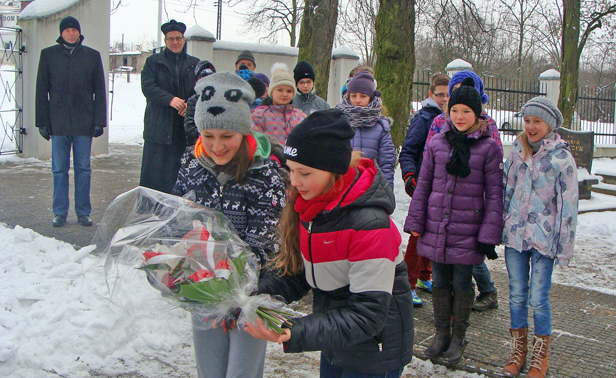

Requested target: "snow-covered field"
[{"left": 1, "top": 74, "right": 615, "bottom": 378}]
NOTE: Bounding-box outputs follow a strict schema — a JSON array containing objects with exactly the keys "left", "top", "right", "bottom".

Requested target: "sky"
[{"left": 109, "top": 0, "right": 288, "bottom": 47}]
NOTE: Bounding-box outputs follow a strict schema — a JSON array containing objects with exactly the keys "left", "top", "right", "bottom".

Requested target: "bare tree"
[
  {"left": 495, "top": 0, "right": 542, "bottom": 81},
  {"left": 297, "top": 0, "right": 339, "bottom": 99},
  {"left": 228, "top": 0, "right": 303, "bottom": 46},
  {"left": 559, "top": 0, "right": 616, "bottom": 129},
  {"left": 336, "top": 0, "right": 378, "bottom": 66},
  {"left": 414, "top": 0, "right": 507, "bottom": 74}
]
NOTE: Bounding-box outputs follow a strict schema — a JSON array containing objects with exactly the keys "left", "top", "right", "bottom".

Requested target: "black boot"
[
  {"left": 424, "top": 287, "right": 451, "bottom": 359},
  {"left": 442, "top": 290, "right": 474, "bottom": 365}
]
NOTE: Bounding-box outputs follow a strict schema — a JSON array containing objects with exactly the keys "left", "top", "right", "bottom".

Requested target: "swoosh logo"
[{"left": 323, "top": 241, "right": 334, "bottom": 244}]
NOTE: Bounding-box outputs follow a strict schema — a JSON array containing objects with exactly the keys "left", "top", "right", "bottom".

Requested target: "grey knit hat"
[
  {"left": 521, "top": 96, "right": 563, "bottom": 130},
  {"left": 194, "top": 72, "right": 256, "bottom": 135}
]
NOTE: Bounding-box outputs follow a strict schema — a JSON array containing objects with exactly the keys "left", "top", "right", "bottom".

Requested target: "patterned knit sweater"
[{"left": 172, "top": 133, "right": 286, "bottom": 265}]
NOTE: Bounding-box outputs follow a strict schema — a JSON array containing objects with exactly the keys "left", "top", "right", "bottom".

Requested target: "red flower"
[
  {"left": 162, "top": 273, "right": 179, "bottom": 288},
  {"left": 189, "top": 269, "right": 215, "bottom": 282},
  {"left": 215, "top": 259, "right": 230, "bottom": 270},
  {"left": 143, "top": 251, "right": 165, "bottom": 261}
]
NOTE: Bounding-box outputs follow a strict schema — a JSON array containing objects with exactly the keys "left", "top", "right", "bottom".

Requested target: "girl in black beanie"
[{"left": 246, "top": 109, "right": 414, "bottom": 377}]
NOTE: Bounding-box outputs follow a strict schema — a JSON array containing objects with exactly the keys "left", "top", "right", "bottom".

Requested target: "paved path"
[{"left": 1, "top": 144, "right": 614, "bottom": 377}]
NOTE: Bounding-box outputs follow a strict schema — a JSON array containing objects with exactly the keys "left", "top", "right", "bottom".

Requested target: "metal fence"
[
  {"left": 483, "top": 77, "right": 547, "bottom": 143},
  {"left": 0, "top": 26, "right": 23, "bottom": 155},
  {"left": 411, "top": 71, "right": 616, "bottom": 145},
  {"left": 577, "top": 86, "right": 616, "bottom": 145},
  {"left": 412, "top": 71, "right": 546, "bottom": 143}
]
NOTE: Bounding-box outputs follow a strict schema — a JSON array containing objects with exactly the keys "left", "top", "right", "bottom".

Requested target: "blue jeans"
[
  {"left": 51, "top": 135, "right": 92, "bottom": 216},
  {"left": 430, "top": 261, "right": 474, "bottom": 291},
  {"left": 473, "top": 261, "right": 496, "bottom": 294},
  {"left": 319, "top": 355, "right": 403, "bottom": 378},
  {"left": 505, "top": 247, "right": 555, "bottom": 335}
]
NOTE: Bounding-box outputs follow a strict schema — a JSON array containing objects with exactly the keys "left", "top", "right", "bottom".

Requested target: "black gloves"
[
  {"left": 92, "top": 126, "right": 104, "bottom": 138},
  {"left": 404, "top": 173, "right": 417, "bottom": 197},
  {"left": 478, "top": 242, "right": 498, "bottom": 260},
  {"left": 38, "top": 126, "right": 51, "bottom": 141}
]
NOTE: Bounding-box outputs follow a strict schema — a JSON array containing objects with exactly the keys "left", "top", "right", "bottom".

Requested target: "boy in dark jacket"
[{"left": 399, "top": 73, "right": 449, "bottom": 306}]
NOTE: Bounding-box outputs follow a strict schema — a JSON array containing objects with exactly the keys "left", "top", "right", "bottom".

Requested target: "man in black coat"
[
  {"left": 140, "top": 19, "right": 199, "bottom": 194},
  {"left": 36, "top": 16, "right": 107, "bottom": 228}
]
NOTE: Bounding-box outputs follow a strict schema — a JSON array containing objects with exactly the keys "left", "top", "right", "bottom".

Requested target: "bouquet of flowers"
[{"left": 94, "top": 186, "right": 294, "bottom": 333}]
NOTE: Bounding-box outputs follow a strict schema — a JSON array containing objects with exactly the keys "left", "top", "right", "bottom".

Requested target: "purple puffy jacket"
[{"left": 404, "top": 120, "right": 504, "bottom": 265}]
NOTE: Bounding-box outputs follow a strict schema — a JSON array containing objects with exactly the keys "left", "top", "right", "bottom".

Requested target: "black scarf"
[{"left": 445, "top": 130, "right": 478, "bottom": 177}]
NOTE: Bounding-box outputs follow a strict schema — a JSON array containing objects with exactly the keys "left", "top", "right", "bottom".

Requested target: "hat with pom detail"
[
  {"left": 268, "top": 63, "right": 297, "bottom": 97},
  {"left": 346, "top": 71, "right": 381, "bottom": 99},
  {"left": 448, "top": 77, "right": 483, "bottom": 119}
]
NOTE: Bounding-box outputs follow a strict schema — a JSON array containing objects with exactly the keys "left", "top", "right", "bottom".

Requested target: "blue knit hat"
[{"left": 449, "top": 70, "right": 489, "bottom": 104}]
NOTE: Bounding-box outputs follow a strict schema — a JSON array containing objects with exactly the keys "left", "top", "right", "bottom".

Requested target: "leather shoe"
[
  {"left": 77, "top": 215, "right": 93, "bottom": 227},
  {"left": 52, "top": 215, "right": 67, "bottom": 227}
]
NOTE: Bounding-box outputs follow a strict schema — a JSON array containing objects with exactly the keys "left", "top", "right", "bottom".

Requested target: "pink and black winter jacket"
[{"left": 259, "top": 159, "right": 414, "bottom": 375}]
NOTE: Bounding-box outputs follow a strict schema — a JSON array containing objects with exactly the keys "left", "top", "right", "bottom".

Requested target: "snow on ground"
[
  {"left": 593, "top": 157, "right": 616, "bottom": 176},
  {"left": 0, "top": 222, "right": 490, "bottom": 378},
  {"left": 108, "top": 73, "right": 146, "bottom": 146}
]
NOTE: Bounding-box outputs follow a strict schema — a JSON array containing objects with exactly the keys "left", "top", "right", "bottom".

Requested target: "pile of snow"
[
  {"left": 0, "top": 222, "right": 493, "bottom": 378},
  {"left": 20, "top": 0, "right": 83, "bottom": 20}
]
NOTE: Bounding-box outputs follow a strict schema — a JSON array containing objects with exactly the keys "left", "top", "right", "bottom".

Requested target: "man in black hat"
[
  {"left": 140, "top": 19, "right": 200, "bottom": 193},
  {"left": 36, "top": 16, "right": 107, "bottom": 228}
]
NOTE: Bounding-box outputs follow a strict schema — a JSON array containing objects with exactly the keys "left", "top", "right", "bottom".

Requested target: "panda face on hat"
[{"left": 194, "top": 72, "right": 256, "bottom": 135}]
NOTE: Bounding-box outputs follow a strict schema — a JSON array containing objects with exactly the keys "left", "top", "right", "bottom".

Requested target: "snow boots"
[
  {"left": 472, "top": 289, "right": 498, "bottom": 311},
  {"left": 527, "top": 335, "right": 550, "bottom": 378},
  {"left": 423, "top": 287, "right": 451, "bottom": 359},
  {"left": 442, "top": 290, "right": 475, "bottom": 365},
  {"left": 503, "top": 328, "right": 528, "bottom": 377}
]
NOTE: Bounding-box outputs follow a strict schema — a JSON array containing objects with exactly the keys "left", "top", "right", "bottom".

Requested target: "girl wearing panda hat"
[
  {"left": 245, "top": 109, "right": 414, "bottom": 377},
  {"left": 172, "top": 72, "right": 286, "bottom": 378}
]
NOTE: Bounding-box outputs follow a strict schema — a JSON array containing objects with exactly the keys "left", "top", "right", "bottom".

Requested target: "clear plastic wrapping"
[{"left": 93, "top": 187, "right": 292, "bottom": 331}]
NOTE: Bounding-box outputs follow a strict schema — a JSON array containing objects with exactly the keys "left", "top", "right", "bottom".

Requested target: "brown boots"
[
  {"left": 527, "top": 335, "right": 550, "bottom": 378},
  {"left": 503, "top": 328, "right": 528, "bottom": 376},
  {"left": 503, "top": 330, "right": 550, "bottom": 377}
]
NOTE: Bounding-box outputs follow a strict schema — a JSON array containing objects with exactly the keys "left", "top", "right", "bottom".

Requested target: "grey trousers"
[{"left": 192, "top": 314, "right": 267, "bottom": 378}]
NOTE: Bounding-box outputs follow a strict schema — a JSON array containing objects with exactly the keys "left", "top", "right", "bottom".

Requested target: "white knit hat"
[{"left": 267, "top": 62, "right": 296, "bottom": 97}]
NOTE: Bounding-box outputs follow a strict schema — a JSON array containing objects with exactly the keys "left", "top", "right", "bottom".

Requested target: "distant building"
[
  {"left": 109, "top": 50, "right": 153, "bottom": 73},
  {"left": 0, "top": 4, "right": 21, "bottom": 50}
]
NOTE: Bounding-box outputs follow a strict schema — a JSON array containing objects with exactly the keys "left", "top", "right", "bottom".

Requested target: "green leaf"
[{"left": 178, "top": 279, "right": 232, "bottom": 303}]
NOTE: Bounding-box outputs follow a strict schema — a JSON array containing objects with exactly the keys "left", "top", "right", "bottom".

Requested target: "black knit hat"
[
  {"left": 236, "top": 50, "right": 256, "bottom": 67},
  {"left": 448, "top": 77, "right": 482, "bottom": 118},
  {"left": 293, "top": 61, "right": 316, "bottom": 83},
  {"left": 59, "top": 16, "right": 81, "bottom": 35},
  {"left": 161, "top": 19, "right": 186, "bottom": 35},
  {"left": 194, "top": 60, "right": 216, "bottom": 79},
  {"left": 284, "top": 109, "right": 354, "bottom": 174}
]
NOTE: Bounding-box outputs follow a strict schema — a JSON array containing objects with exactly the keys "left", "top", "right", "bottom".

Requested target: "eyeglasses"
[
  {"left": 433, "top": 92, "right": 449, "bottom": 98},
  {"left": 165, "top": 36, "right": 184, "bottom": 42}
]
